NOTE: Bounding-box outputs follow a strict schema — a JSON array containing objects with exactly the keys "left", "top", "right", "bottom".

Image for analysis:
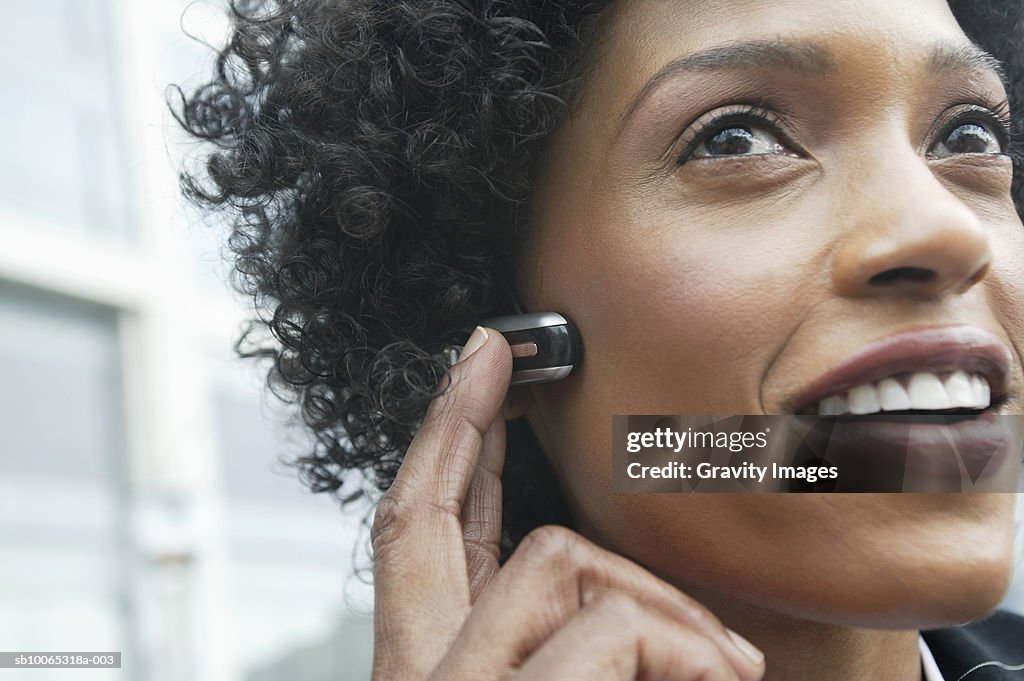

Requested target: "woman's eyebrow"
[
  {"left": 617, "top": 38, "right": 1005, "bottom": 132},
  {"left": 927, "top": 39, "right": 1007, "bottom": 85},
  {"left": 617, "top": 39, "right": 835, "bottom": 129}
]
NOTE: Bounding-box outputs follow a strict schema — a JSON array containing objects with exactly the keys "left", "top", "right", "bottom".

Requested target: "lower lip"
[{"left": 788, "top": 410, "right": 1018, "bottom": 491}]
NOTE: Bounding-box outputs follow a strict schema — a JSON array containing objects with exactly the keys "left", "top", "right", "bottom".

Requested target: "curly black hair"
[{"left": 172, "top": 0, "right": 1024, "bottom": 563}]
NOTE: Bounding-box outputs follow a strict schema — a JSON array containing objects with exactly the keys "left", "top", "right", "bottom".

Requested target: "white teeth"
[
  {"left": 943, "top": 371, "right": 974, "bottom": 407},
  {"left": 819, "top": 394, "right": 847, "bottom": 416},
  {"left": 811, "top": 372, "right": 992, "bottom": 416},
  {"left": 907, "top": 372, "right": 952, "bottom": 410},
  {"left": 847, "top": 384, "right": 881, "bottom": 414},
  {"left": 878, "top": 378, "right": 912, "bottom": 410},
  {"left": 971, "top": 374, "right": 990, "bottom": 408}
]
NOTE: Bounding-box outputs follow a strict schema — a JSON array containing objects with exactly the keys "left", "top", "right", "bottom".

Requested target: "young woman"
[{"left": 175, "top": 0, "right": 1024, "bottom": 678}]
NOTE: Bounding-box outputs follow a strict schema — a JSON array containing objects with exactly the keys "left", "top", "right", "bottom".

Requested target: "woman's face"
[{"left": 516, "top": 0, "right": 1024, "bottom": 628}]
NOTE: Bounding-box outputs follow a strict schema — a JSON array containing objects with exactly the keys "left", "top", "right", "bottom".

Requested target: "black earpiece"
[{"left": 478, "top": 312, "right": 582, "bottom": 385}]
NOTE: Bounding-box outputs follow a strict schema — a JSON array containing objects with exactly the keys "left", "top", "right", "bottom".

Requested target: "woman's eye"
[
  {"left": 692, "top": 124, "right": 788, "bottom": 158},
  {"left": 930, "top": 121, "right": 1004, "bottom": 158}
]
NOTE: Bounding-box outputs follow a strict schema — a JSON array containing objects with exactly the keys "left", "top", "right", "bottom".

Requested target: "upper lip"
[{"left": 788, "top": 325, "right": 1013, "bottom": 414}]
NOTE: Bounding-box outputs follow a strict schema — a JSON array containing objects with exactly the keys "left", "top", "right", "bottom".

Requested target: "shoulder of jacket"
[{"left": 921, "top": 609, "right": 1024, "bottom": 680}]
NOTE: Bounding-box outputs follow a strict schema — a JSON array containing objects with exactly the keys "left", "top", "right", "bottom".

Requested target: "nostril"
[
  {"left": 963, "top": 262, "right": 989, "bottom": 289},
  {"left": 868, "top": 266, "right": 936, "bottom": 286}
]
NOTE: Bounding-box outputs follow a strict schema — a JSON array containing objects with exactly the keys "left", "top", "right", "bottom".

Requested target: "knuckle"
[
  {"left": 430, "top": 495, "right": 465, "bottom": 520},
  {"left": 516, "top": 524, "right": 588, "bottom": 569},
  {"left": 438, "top": 412, "right": 484, "bottom": 457},
  {"left": 433, "top": 417, "right": 484, "bottom": 493},
  {"left": 422, "top": 401, "right": 483, "bottom": 470},
  {"left": 370, "top": 492, "right": 414, "bottom": 555},
  {"left": 673, "top": 634, "right": 733, "bottom": 681},
  {"left": 420, "top": 393, "right": 457, "bottom": 440},
  {"left": 589, "top": 590, "right": 645, "bottom": 623},
  {"left": 683, "top": 640, "right": 732, "bottom": 681}
]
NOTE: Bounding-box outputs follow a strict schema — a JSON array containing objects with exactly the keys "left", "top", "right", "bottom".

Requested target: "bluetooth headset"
[{"left": 475, "top": 297, "right": 583, "bottom": 386}]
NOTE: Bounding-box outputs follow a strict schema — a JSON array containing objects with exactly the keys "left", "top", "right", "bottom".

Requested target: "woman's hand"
[{"left": 370, "top": 326, "right": 766, "bottom": 681}]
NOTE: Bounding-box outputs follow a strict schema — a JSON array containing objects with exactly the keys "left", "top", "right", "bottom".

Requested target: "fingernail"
[
  {"left": 727, "top": 628, "right": 764, "bottom": 665},
  {"left": 457, "top": 326, "right": 489, "bottom": 363}
]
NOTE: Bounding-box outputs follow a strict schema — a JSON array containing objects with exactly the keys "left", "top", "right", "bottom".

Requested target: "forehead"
[{"left": 575, "top": 0, "right": 973, "bottom": 124}]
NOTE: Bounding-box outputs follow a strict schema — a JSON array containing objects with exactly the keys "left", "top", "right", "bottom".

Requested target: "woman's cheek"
[
  {"left": 576, "top": 216, "right": 818, "bottom": 413},
  {"left": 525, "top": 214, "right": 816, "bottom": 524}
]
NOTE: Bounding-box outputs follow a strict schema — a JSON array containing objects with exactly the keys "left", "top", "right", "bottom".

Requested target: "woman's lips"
[
  {"left": 788, "top": 325, "right": 1012, "bottom": 416},
  {"left": 779, "top": 326, "right": 1018, "bottom": 490}
]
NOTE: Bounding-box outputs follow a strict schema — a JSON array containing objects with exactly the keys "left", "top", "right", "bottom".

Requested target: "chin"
[
  {"left": 787, "top": 523, "right": 1018, "bottom": 630},
  {"left": 720, "top": 496, "right": 1020, "bottom": 631},
  {"left": 892, "top": 539, "right": 1017, "bottom": 629}
]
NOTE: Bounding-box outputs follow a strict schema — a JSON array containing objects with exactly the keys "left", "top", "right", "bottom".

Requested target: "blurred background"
[
  {"left": 0, "top": 2, "right": 1021, "bottom": 680},
  {"left": 0, "top": 2, "right": 374, "bottom": 680}
]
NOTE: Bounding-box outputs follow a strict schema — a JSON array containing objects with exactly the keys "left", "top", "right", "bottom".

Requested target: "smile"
[
  {"left": 790, "top": 325, "right": 1012, "bottom": 417},
  {"left": 807, "top": 371, "right": 991, "bottom": 416}
]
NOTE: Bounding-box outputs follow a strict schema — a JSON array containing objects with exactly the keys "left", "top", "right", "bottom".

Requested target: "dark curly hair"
[{"left": 172, "top": 0, "right": 1024, "bottom": 562}]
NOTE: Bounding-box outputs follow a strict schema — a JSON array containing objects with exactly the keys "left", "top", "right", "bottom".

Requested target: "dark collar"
[{"left": 921, "top": 609, "right": 1024, "bottom": 680}]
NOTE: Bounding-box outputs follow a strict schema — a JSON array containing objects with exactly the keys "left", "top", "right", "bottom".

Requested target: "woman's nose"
[{"left": 830, "top": 157, "right": 992, "bottom": 300}]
